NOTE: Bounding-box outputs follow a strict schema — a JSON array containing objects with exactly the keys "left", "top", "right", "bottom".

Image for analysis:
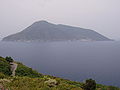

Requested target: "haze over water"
[{"left": 0, "top": 41, "right": 120, "bottom": 87}]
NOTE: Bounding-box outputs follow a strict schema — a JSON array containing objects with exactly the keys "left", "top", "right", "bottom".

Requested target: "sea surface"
[{"left": 0, "top": 41, "right": 120, "bottom": 87}]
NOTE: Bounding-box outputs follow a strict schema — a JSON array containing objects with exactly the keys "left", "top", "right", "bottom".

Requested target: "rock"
[{"left": 45, "top": 79, "right": 58, "bottom": 87}]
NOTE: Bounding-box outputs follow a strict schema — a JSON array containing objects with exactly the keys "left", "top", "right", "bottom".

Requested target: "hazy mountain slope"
[{"left": 2, "top": 21, "right": 111, "bottom": 42}]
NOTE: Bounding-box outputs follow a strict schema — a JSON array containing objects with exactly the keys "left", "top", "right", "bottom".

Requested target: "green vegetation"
[
  {"left": 0, "top": 72, "right": 6, "bottom": 79},
  {"left": 81, "top": 79, "right": 96, "bottom": 90},
  {"left": 5, "top": 56, "right": 14, "bottom": 63},
  {"left": 0, "top": 56, "right": 120, "bottom": 90},
  {"left": 0, "top": 56, "right": 12, "bottom": 75},
  {"left": 16, "top": 62, "right": 43, "bottom": 78}
]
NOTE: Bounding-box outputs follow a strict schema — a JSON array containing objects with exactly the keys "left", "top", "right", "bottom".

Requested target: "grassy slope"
[
  {"left": 0, "top": 56, "right": 119, "bottom": 90},
  {"left": 0, "top": 56, "right": 12, "bottom": 75}
]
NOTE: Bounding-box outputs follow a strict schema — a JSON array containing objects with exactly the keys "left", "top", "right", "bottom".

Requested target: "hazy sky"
[{"left": 0, "top": 0, "right": 120, "bottom": 39}]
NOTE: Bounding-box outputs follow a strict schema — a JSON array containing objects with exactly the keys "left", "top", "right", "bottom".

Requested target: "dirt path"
[{"left": 10, "top": 62, "right": 18, "bottom": 76}]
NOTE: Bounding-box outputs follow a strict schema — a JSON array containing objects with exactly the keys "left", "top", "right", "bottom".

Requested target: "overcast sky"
[{"left": 0, "top": 0, "right": 120, "bottom": 39}]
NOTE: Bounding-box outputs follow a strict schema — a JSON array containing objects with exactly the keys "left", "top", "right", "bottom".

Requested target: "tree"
[
  {"left": 82, "top": 79, "right": 96, "bottom": 90},
  {"left": 5, "top": 56, "right": 14, "bottom": 63}
]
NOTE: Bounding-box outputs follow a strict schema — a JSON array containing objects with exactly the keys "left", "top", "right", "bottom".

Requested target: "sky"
[{"left": 0, "top": 0, "right": 120, "bottom": 40}]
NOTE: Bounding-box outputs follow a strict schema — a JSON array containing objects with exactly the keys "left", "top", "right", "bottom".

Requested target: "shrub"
[
  {"left": 82, "top": 79, "right": 96, "bottom": 90},
  {"left": 0, "top": 73, "right": 6, "bottom": 79},
  {"left": 5, "top": 56, "right": 14, "bottom": 63},
  {"left": 108, "top": 86, "right": 119, "bottom": 90},
  {"left": 0, "top": 58, "right": 12, "bottom": 75},
  {"left": 16, "top": 63, "right": 43, "bottom": 78}
]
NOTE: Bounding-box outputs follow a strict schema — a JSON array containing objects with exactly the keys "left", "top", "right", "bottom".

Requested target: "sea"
[{"left": 0, "top": 41, "right": 120, "bottom": 87}]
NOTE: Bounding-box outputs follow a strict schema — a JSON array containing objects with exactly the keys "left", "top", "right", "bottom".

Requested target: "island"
[{"left": 2, "top": 21, "right": 112, "bottom": 42}]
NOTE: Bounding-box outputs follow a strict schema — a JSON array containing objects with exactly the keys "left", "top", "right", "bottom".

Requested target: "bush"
[
  {"left": 108, "top": 86, "right": 119, "bottom": 90},
  {"left": 0, "top": 58, "right": 12, "bottom": 75},
  {"left": 16, "top": 63, "right": 43, "bottom": 78},
  {"left": 5, "top": 56, "right": 14, "bottom": 63},
  {"left": 82, "top": 79, "right": 96, "bottom": 90},
  {"left": 0, "top": 73, "right": 6, "bottom": 79}
]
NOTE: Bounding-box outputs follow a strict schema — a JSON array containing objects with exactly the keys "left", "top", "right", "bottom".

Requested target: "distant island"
[{"left": 2, "top": 20, "right": 112, "bottom": 42}]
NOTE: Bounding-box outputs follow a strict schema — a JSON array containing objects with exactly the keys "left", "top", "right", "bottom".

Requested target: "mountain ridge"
[{"left": 2, "top": 21, "right": 112, "bottom": 42}]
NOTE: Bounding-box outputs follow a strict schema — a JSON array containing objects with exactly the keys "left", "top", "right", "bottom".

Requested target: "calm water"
[{"left": 0, "top": 41, "right": 120, "bottom": 87}]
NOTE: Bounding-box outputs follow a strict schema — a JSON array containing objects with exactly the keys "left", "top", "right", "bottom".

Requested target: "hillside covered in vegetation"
[{"left": 0, "top": 56, "right": 119, "bottom": 90}]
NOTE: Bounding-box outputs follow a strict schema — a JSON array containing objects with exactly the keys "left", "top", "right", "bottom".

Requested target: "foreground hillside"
[
  {"left": 2, "top": 21, "right": 112, "bottom": 42},
  {"left": 0, "top": 56, "right": 119, "bottom": 90}
]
